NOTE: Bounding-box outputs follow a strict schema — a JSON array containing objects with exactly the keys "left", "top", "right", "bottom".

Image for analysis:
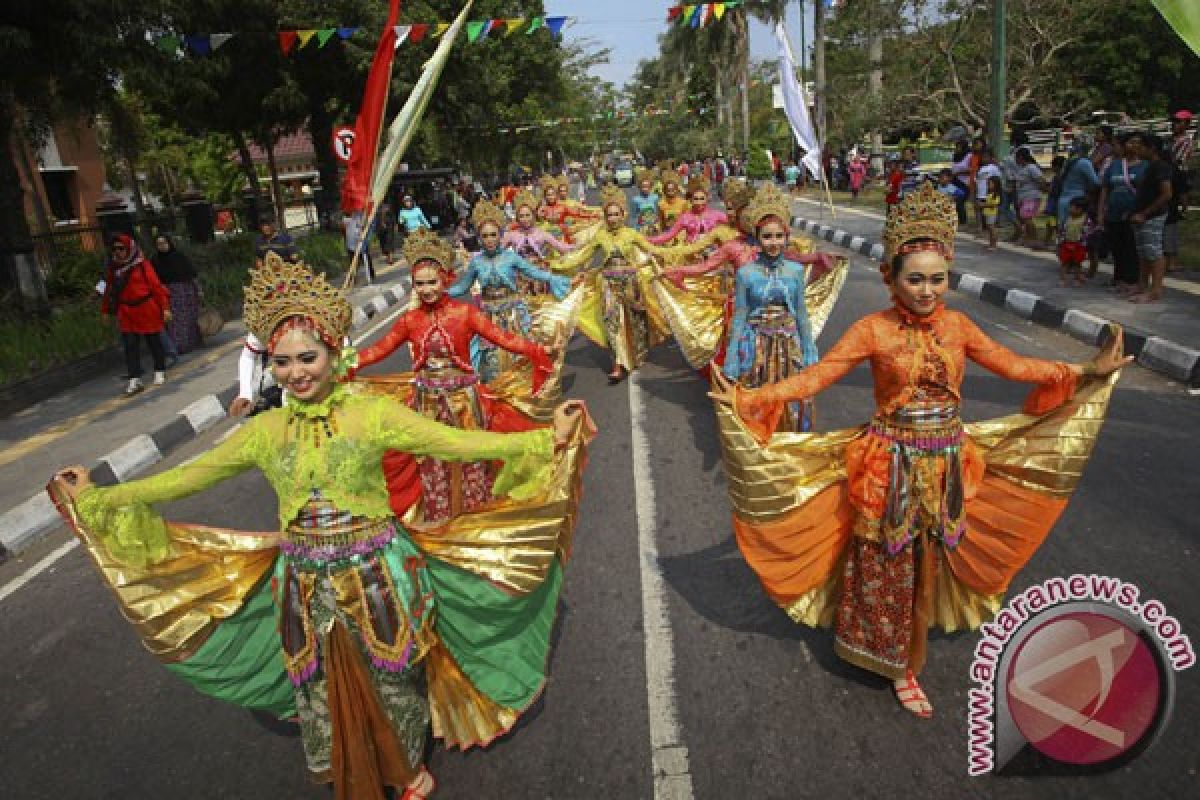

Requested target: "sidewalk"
[
  {"left": 0, "top": 263, "right": 412, "bottom": 560},
  {"left": 791, "top": 196, "right": 1200, "bottom": 386}
]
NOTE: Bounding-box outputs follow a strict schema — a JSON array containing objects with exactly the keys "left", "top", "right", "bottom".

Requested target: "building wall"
[{"left": 17, "top": 118, "right": 107, "bottom": 232}]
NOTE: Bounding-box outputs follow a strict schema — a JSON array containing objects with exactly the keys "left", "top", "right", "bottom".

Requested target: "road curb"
[
  {"left": 792, "top": 215, "right": 1200, "bottom": 388},
  {"left": 0, "top": 283, "right": 409, "bottom": 562}
]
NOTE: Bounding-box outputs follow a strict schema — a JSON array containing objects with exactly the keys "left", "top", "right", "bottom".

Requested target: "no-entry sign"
[{"left": 332, "top": 127, "right": 355, "bottom": 162}]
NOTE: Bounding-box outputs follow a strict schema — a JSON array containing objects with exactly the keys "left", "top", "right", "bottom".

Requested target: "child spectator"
[
  {"left": 1043, "top": 155, "right": 1067, "bottom": 246},
  {"left": 885, "top": 160, "right": 906, "bottom": 213},
  {"left": 936, "top": 168, "right": 967, "bottom": 203},
  {"left": 982, "top": 175, "right": 1003, "bottom": 250},
  {"left": 974, "top": 149, "right": 1002, "bottom": 237},
  {"left": 1058, "top": 197, "right": 1089, "bottom": 286}
]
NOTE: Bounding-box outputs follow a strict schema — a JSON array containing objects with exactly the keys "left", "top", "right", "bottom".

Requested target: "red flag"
[
  {"left": 278, "top": 31, "right": 298, "bottom": 55},
  {"left": 340, "top": 0, "right": 403, "bottom": 213},
  {"left": 667, "top": 6, "right": 683, "bottom": 21},
  {"left": 409, "top": 23, "right": 430, "bottom": 43}
]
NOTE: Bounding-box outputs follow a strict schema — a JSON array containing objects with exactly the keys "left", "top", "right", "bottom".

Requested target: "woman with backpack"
[{"left": 101, "top": 234, "right": 171, "bottom": 397}]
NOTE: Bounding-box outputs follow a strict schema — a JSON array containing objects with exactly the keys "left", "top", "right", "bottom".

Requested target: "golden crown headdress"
[
  {"left": 881, "top": 181, "right": 957, "bottom": 264},
  {"left": 740, "top": 183, "right": 792, "bottom": 231},
  {"left": 685, "top": 174, "right": 710, "bottom": 195},
  {"left": 402, "top": 227, "right": 455, "bottom": 271},
  {"left": 659, "top": 168, "right": 682, "bottom": 188},
  {"left": 600, "top": 184, "right": 627, "bottom": 213},
  {"left": 538, "top": 174, "right": 557, "bottom": 192},
  {"left": 471, "top": 198, "right": 508, "bottom": 231},
  {"left": 554, "top": 174, "right": 571, "bottom": 192},
  {"left": 656, "top": 159, "right": 674, "bottom": 172},
  {"left": 512, "top": 188, "right": 540, "bottom": 212},
  {"left": 636, "top": 167, "right": 657, "bottom": 185},
  {"left": 244, "top": 251, "right": 352, "bottom": 346},
  {"left": 722, "top": 178, "right": 753, "bottom": 211}
]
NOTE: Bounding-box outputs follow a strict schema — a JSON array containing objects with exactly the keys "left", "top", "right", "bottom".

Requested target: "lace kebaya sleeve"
[
  {"left": 356, "top": 314, "right": 411, "bottom": 369},
  {"left": 959, "top": 314, "right": 1077, "bottom": 414},
  {"left": 73, "top": 421, "right": 261, "bottom": 567},
  {"left": 735, "top": 317, "right": 876, "bottom": 441},
  {"left": 368, "top": 397, "right": 555, "bottom": 502}
]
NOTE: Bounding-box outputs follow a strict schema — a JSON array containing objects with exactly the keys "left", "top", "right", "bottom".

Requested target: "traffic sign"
[{"left": 332, "top": 127, "right": 355, "bottom": 162}]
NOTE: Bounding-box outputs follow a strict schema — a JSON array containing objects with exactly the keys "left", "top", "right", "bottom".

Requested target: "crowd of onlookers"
[{"left": 793, "top": 112, "right": 1196, "bottom": 304}]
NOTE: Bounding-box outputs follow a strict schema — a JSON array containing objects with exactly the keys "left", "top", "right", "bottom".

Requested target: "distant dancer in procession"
[
  {"left": 448, "top": 199, "right": 570, "bottom": 382},
  {"left": 630, "top": 168, "right": 662, "bottom": 233},
  {"left": 709, "top": 184, "right": 1131, "bottom": 718},
  {"left": 657, "top": 168, "right": 689, "bottom": 231}
]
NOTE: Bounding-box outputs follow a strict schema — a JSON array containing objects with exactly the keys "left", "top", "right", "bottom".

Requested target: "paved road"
[{"left": 2, "top": 238, "right": 1197, "bottom": 798}]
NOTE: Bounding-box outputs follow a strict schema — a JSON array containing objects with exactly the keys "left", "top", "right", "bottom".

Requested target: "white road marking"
[
  {"left": 0, "top": 538, "right": 80, "bottom": 606},
  {"left": 628, "top": 371, "right": 695, "bottom": 800},
  {"left": 986, "top": 319, "right": 1036, "bottom": 344}
]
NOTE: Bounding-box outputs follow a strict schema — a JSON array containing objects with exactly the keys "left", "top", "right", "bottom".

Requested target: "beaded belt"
[
  {"left": 415, "top": 359, "right": 478, "bottom": 391},
  {"left": 282, "top": 518, "right": 397, "bottom": 569},
  {"left": 602, "top": 266, "right": 637, "bottom": 278},
  {"left": 870, "top": 405, "right": 962, "bottom": 453},
  {"left": 749, "top": 304, "right": 795, "bottom": 334}
]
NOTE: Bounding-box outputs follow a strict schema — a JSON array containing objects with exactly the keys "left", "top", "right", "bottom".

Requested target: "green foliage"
[
  {"left": 42, "top": 242, "right": 107, "bottom": 301},
  {"left": 747, "top": 144, "right": 774, "bottom": 179},
  {"left": 0, "top": 301, "right": 116, "bottom": 385}
]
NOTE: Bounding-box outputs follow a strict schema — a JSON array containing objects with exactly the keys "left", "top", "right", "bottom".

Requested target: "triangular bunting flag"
[
  {"left": 336, "top": 26, "right": 359, "bottom": 39},
  {"left": 545, "top": 16, "right": 568, "bottom": 36},
  {"left": 527, "top": 16, "right": 544, "bottom": 33},
  {"left": 690, "top": 6, "right": 703, "bottom": 28},
  {"left": 505, "top": 18, "right": 525, "bottom": 36},
  {"left": 668, "top": 6, "right": 683, "bottom": 21},
  {"left": 488, "top": 19, "right": 505, "bottom": 39},
  {"left": 409, "top": 23, "right": 429, "bottom": 43},
  {"left": 433, "top": 22, "right": 451, "bottom": 37},
  {"left": 296, "top": 29, "right": 317, "bottom": 48},
  {"left": 184, "top": 34, "right": 211, "bottom": 55},
  {"left": 466, "top": 20, "right": 486, "bottom": 42},
  {"left": 210, "top": 33, "right": 234, "bottom": 50},
  {"left": 155, "top": 34, "right": 180, "bottom": 54},
  {"left": 316, "top": 28, "right": 336, "bottom": 47},
  {"left": 279, "top": 31, "right": 298, "bottom": 55},
  {"left": 713, "top": 3, "right": 727, "bottom": 20},
  {"left": 392, "top": 25, "right": 412, "bottom": 49}
]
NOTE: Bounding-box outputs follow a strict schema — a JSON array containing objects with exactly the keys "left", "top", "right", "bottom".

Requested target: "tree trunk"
[
  {"left": 306, "top": 102, "right": 340, "bottom": 230},
  {"left": 736, "top": 12, "right": 751, "bottom": 156},
  {"left": 813, "top": 0, "right": 828, "bottom": 154},
  {"left": 232, "top": 130, "right": 262, "bottom": 202},
  {"left": 713, "top": 62, "right": 726, "bottom": 140},
  {"left": 262, "top": 133, "right": 286, "bottom": 228},
  {"left": 0, "top": 105, "right": 48, "bottom": 312},
  {"left": 868, "top": 26, "right": 885, "bottom": 175}
]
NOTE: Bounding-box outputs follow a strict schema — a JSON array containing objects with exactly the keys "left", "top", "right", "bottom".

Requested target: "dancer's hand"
[
  {"left": 229, "top": 397, "right": 254, "bottom": 417},
  {"left": 552, "top": 400, "right": 587, "bottom": 448},
  {"left": 1082, "top": 324, "right": 1134, "bottom": 377},
  {"left": 53, "top": 466, "right": 93, "bottom": 501},
  {"left": 707, "top": 369, "right": 738, "bottom": 406}
]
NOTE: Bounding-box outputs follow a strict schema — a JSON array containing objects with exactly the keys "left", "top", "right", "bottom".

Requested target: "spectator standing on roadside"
[
  {"left": 1097, "top": 133, "right": 1144, "bottom": 290},
  {"left": 900, "top": 146, "right": 920, "bottom": 196},
  {"left": 886, "top": 160, "right": 908, "bottom": 212},
  {"left": 343, "top": 210, "right": 373, "bottom": 284},
  {"left": 974, "top": 149, "right": 1002, "bottom": 236},
  {"left": 1170, "top": 110, "right": 1194, "bottom": 212},
  {"left": 950, "top": 140, "right": 972, "bottom": 224},
  {"left": 1011, "top": 148, "right": 1046, "bottom": 247},
  {"left": 1091, "top": 125, "right": 1115, "bottom": 176},
  {"left": 784, "top": 160, "right": 802, "bottom": 195},
  {"left": 982, "top": 175, "right": 1003, "bottom": 251},
  {"left": 1127, "top": 133, "right": 1173, "bottom": 304},
  {"left": 847, "top": 154, "right": 867, "bottom": 199},
  {"left": 1055, "top": 141, "right": 1100, "bottom": 232}
]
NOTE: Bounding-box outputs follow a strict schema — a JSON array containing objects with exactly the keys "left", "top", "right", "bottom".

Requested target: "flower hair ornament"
[
  {"left": 244, "top": 251, "right": 352, "bottom": 352},
  {"left": 512, "top": 189, "right": 540, "bottom": 214},
  {"left": 470, "top": 198, "right": 508, "bottom": 232},
  {"left": 600, "top": 185, "right": 628, "bottom": 214},
  {"left": 880, "top": 182, "right": 957, "bottom": 280},
  {"left": 739, "top": 183, "right": 791, "bottom": 232}
]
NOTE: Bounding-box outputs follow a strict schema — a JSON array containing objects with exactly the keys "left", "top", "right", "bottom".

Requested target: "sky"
[{"left": 543, "top": 0, "right": 816, "bottom": 89}]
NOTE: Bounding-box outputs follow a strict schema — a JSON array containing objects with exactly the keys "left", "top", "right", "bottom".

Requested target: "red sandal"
[
  {"left": 399, "top": 767, "right": 436, "bottom": 800},
  {"left": 894, "top": 670, "right": 933, "bottom": 719}
]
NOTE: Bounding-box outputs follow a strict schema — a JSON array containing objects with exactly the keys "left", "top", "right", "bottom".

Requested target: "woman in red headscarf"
[{"left": 101, "top": 233, "right": 171, "bottom": 396}]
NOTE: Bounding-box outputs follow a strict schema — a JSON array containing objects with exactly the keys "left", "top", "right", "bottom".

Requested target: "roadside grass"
[{"left": 0, "top": 230, "right": 349, "bottom": 387}]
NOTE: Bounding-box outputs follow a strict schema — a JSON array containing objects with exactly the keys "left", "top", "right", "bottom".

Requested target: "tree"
[{"left": 0, "top": 0, "right": 160, "bottom": 310}]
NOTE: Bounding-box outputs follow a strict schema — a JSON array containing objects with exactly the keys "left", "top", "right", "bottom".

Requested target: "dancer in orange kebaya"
[{"left": 708, "top": 183, "right": 1131, "bottom": 718}]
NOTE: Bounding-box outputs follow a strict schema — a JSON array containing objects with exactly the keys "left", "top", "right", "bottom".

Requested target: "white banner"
[{"left": 774, "top": 21, "right": 822, "bottom": 179}]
